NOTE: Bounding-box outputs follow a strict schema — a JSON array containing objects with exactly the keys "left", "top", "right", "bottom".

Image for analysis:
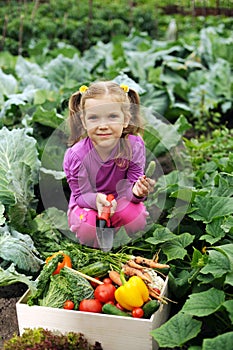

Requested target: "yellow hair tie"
[
  {"left": 120, "top": 84, "right": 129, "bottom": 93},
  {"left": 79, "top": 85, "right": 88, "bottom": 94}
]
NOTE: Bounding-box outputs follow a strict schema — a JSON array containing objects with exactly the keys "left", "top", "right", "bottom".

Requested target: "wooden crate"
[{"left": 16, "top": 277, "right": 170, "bottom": 350}]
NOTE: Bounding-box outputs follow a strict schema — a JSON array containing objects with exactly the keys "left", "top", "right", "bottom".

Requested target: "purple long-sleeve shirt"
[{"left": 63, "top": 134, "right": 146, "bottom": 210}]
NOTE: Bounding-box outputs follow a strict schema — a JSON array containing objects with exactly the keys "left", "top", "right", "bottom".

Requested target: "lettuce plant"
[{"left": 3, "top": 328, "right": 103, "bottom": 350}]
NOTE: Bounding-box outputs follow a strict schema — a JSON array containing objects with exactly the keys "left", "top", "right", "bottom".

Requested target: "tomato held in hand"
[
  {"left": 79, "top": 299, "right": 102, "bottom": 313},
  {"left": 94, "top": 283, "right": 116, "bottom": 303},
  {"left": 63, "top": 300, "right": 75, "bottom": 310},
  {"left": 132, "top": 307, "right": 144, "bottom": 318}
]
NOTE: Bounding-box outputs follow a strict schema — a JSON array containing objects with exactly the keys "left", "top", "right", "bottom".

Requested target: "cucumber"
[
  {"left": 102, "top": 304, "right": 132, "bottom": 317},
  {"left": 142, "top": 300, "right": 160, "bottom": 319},
  {"left": 79, "top": 261, "right": 110, "bottom": 278},
  {"left": 145, "top": 160, "right": 156, "bottom": 177}
]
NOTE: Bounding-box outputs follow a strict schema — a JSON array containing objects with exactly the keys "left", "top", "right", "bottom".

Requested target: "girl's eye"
[
  {"left": 87, "top": 115, "right": 98, "bottom": 121},
  {"left": 109, "top": 114, "right": 119, "bottom": 119}
]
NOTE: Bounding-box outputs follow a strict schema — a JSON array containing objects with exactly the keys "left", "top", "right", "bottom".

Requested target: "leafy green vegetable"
[
  {"left": 28, "top": 254, "right": 94, "bottom": 309},
  {"left": 0, "top": 225, "right": 43, "bottom": 273},
  {"left": 60, "top": 266, "right": 94, "bottom": 303},
  {"left": 38, "top": 273, "right": 74, "bottom": 309},
  {"left": 0, "top": 264, "right": 35, "bottom": 289},
  {"left": 27, "top": 253, "right": 63, "bottom": 306},
  {"left": 0, "top": 203, "right": 5, "bottom": 225},
  {"left": 3, "top": 328, "right": 102, "bottom": 350},
  {"left": 0, "top": 127, "right": 40, "bottom": 230}
]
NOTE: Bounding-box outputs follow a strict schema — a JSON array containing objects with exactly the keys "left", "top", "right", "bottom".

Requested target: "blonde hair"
[{"left": 67, "top": 81, "right": 144, "bottom": 167}]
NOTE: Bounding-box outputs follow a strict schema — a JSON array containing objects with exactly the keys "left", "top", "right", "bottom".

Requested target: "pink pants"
[{"left": 68, "top": 197, "right": 148, "bottom": 247}]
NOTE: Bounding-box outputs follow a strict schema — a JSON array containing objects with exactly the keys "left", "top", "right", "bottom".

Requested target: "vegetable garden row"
[{"left": 0, "top": 10, "right": 233, "bottom": 350}]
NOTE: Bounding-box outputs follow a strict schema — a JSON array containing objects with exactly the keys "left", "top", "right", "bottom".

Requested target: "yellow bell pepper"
[{"left": 115, "top": 274, "right": 149, "bottom": 311}]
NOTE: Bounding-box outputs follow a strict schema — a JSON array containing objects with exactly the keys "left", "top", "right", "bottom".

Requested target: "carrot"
[
  {"left": 148, "top": 285, "right": 177, "bottom": 304},
  {"left": 134, "top": 256, "right": 170, "bottom": 269},
  {"left": 152, "top": 249, "right": 161, "bottom": 263},
  {"left": 148, "top": 286, "right": 167, "bottom": 303},
  {"left": 127, "top": 259, "right": 144, "bottom": 270},
  {"left": 109, "top": 270, "right": 122, "bottom": 286},
  {"left": 122, "top": 264, "right": 152, "bottom": 283}
]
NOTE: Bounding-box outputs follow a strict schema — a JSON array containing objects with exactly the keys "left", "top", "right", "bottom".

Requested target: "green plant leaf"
[
  {"left": 0, "top": 264, "right": 35, "bottom": 288},
  {"left": 0, "top": 127, "right": 40, "bottom": 227},
  {"left": 0, "top": 68, "right": 18, "bottom": 97},
  {"left": 200, "top": 248, "right": 231, "bottom": 280},
  {"left": 32, "top": 107, "right": 65, "bottom": 129},
  {"left": 182, "top": 287, "right": 225, "bottom": 317},
  {"left": 189, "top": 196, "right": 233, "bottom": 223},
  {"left": 214, "top": 244, "right": 233, "bottom": 286},
  {"left": 151, "top": 312, "right": 201, "bottom": 348},
  {"left": 203, "top": 332, "right": 233, "bottom": 350},
  {"left": 201, "top": 217, "right": 226, "bottom": 244},
  {"left": 223, "top": 300, "right": 233, "bottom": 323},
  {"left": 0, "top": 203, "right": 6, "bottom": 225},
  {"left": 168, "top": 269, "right": 193, "bottom": 298},
  {"left": 16, "top": 55, "right": 43, "bottom": 77},
  {"left": 162, "top": 232, "right": 194, "bottom": 261},
  {"left": 146, "top": 225, "right": 177, "bottom": 245},
  {"left": 45, "top": 54, "right": 92, "bottom": 89},
  {"left": 0, "top": 225, "right": 43, "bottom": 273},
  {"left": 191, "top": 247, "right": 207, "bottom": 269}
]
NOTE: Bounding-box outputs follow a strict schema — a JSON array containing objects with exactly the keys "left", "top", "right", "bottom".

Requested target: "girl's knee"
[
  {"left": 68, "top": 206, "right": 98, "bottom": 247},
  {"left": 111, "top": 199, "right": 148, "bottom": 234}
]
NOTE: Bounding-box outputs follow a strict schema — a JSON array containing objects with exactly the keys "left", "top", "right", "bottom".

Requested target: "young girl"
[{"left": 63, "top": 81, "right": 155, "bottom": 248}]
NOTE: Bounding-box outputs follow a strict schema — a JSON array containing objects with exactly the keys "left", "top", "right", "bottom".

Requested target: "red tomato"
[
  {"left": 63, "top": 300, "right": 74, "bottom": 310},
  {"left": 132, "top": 307, "right": 144, "bottom": 318},
  {"left": 105, "top": 300, "right": 115, "bottom": 305},
  {"left": 45, "top": 251, "right": 72, "bottom": 275},
  {"left": 90, "top": 277, "right": 101, "bottom": 288},
  {"left": 103, "top": 277, "right": 112, "bottom": 284},
  {"left": 79, "top": 299, "right": 102, "bottom": 313},
  {"left": 94, "top": 283, "right": 116, "bottom": 303}
]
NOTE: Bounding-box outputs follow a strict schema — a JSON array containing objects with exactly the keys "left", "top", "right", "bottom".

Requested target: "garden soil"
[{"left": 0, "top": 283, "right": 28, "bottom": 348}]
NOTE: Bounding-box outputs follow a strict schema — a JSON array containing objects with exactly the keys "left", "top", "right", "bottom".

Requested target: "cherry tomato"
[
  {"left": 132, "top": 307, "right": 144, "bottom": 318},
  {"left": 94, "top": 283, "right": 116, "bottom": 303},
  {"left": 105, "top": 300, "right": 115, "bottom": 305},
  {"left": 79, "top": 299, "right": 103, "bottom": 313},
  {"left": 63, "top": 300, "right": 75, "bottom": 310},
  {"left": 45, "top": 251, "right": 72, "bottom": 275},
  {"left": 103, "top": 277, "right": 113, "bottom": 284}
]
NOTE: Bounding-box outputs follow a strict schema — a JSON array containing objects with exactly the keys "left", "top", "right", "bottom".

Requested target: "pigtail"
[
  {"left": 67, "top": 91, "right": 86, "bottom": 146},
  {"left": 124, "top": 88, "right": 143, "bottom": 136}
]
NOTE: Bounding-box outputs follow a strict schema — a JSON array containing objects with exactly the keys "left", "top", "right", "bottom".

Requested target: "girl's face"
[{"left": 81, "top": 96, "right": 130, "bottom": 158}]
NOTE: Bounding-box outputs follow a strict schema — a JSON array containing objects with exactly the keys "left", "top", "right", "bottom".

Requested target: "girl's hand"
[
  {"left": 133, "top": 175, "right": 155, "bottom": 198},
  {"left": 96, "top": 193, "right": 117, "bottom": 217}
]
